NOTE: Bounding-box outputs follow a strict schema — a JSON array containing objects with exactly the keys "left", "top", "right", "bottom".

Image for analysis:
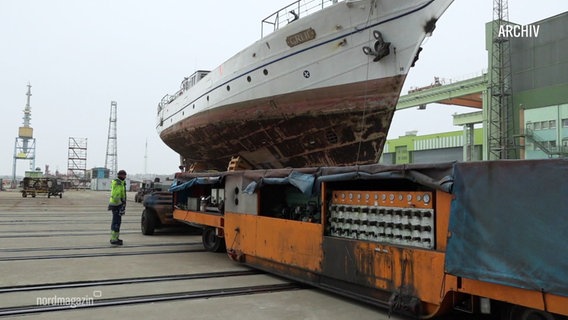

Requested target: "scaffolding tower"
[
  {"left": 105, "top": 101, "right": 118, "bottom": 178},
  {"left": 67, "top": 137, "right": 88, "bottom": 189},
  {"left": 486, "top": 0, "right": 516, "bottom": 160},
  {"left": 12, "top": 84, "right": 36, "bottom": 185}
]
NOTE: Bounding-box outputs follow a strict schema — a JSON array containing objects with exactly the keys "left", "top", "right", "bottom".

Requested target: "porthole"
[
  {"left": 263, "top": 69, "right": 268, "bottom": 76},
  {"left": 226, "top": 85, "right": 230, "bottom": 91},
  {"left": 247, "top": 76, "right": 252, "bottom": 82},
  {"left": 207, "top": 96, "right": 210, "bottom": 101},
  {"left": 193, "top": 104, "right": 195, "bottom": 109}
]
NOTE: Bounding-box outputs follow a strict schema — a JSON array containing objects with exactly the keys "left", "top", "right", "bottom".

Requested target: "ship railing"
[
  {"left": 157, "top": 94, "right": 176, "bottom": 113},
  {"left": 261, "top": 0, "right": 338, "bottom": 37},
  {"left": 157, "top": 70, "right": 210, "bottom": 113}
]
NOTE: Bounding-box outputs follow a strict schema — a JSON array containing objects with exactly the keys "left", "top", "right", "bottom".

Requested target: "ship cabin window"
[
  {"left": 259, "top": 184, "right": 320, "bottom": 223},
  {"left": 198, "top": 71, "right": 209, "bottom": 80},
  {"left": 182, "top": 70, "right": 211, "bottom": 92}
]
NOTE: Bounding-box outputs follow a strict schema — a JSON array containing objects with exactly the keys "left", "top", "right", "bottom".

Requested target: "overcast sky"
[{"left": 1, "top": 0, "right": 566, "bottom": 177}]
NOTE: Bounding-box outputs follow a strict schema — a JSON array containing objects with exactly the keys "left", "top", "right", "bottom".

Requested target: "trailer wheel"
[
  {"left": 519, "top": 310, "right": 554, "bottom": 320},
  {"left": 509, "top": 306, "right": 555, "bottom": 320},
  {"left": 202, "top": 227, "right": 225, "bottom": 252},
  {"left": 141, "top": 209, "right": 157, "bottom": 235}
]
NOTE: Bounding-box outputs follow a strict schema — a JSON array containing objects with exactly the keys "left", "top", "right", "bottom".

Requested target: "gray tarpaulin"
[
  {"left": 445, "top": 159, "right": 568, "bottom": 297},
  {"left": 172, "top": 163, "right": 455, "bottom": 195},
  {"left": 243, "top": 171, "right": 315, "bottom": 195},
  {"left": 168, "top": 176, "right": 221, "bottom": 192}
]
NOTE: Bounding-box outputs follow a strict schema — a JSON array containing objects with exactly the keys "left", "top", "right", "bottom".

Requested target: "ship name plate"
[{"left": 286, "top": 28, "right": 316, "bottom": 47}]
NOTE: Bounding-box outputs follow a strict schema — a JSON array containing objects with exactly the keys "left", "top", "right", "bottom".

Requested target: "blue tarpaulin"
[
  {"left": 445, "top": 159, "right": 568, "bottom": 297},
  {"left": 244, "top": 171, "right": 315, "bottom": 195},
  {"left": 168, "top": 176, "right": 221, "bottom": 192}
]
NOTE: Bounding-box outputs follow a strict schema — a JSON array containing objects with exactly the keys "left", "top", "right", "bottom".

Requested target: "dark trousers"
[{"left": 110, "top": 206, "right": 122, "bottom": 232}]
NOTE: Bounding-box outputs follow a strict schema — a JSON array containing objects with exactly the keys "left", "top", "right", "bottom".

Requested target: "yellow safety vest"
[{"left": 109, "top": 178, "right": 126, "bottom": 206}]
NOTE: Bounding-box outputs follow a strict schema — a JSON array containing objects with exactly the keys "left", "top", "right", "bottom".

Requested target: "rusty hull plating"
[{"left": 160, "top": 76, "right": 404, "bottom": 170}]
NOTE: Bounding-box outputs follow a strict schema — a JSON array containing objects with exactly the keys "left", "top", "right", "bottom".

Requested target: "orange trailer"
[{"left": 171, "top": 160, "right": 568, "bottom": 319}]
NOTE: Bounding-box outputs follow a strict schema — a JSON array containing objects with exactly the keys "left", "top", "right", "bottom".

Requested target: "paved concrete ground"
[{"left": 0, "top": 189, "right": 408, "bottom": 320}]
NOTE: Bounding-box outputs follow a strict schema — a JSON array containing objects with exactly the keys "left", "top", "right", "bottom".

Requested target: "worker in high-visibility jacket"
[{"left": 108, "top": 170, "right": 127, "bottom": 245}]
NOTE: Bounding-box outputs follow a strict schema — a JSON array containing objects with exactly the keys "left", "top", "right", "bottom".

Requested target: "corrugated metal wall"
[{"left": 511, "top": 12, "right": 568, "bottom": 94}]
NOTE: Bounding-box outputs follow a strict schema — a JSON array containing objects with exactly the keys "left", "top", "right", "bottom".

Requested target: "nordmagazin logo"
[
  {"left": 498, "top": 24, "right": 540, "bottom": 38},
  {"left": 36, "top": 291, "right": 101, "bottom": 308}
]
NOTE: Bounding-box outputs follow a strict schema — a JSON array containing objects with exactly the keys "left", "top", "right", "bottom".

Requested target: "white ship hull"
[{"left": 157, "top": 0, "right": 453, "bottom": 170}]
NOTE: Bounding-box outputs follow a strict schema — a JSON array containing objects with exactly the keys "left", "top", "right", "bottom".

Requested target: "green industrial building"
[
  {"left": 381, "top": 129, "right": 483, "bottom": 165},
  {"left": 387, "top": 11, "right": 568, "bottom": 165},
  {"left": 509, "top": 12, "right": 568, "bottom": 159}
]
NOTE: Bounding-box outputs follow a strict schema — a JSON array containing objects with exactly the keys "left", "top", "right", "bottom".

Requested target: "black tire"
[
  {"left": 141, "top": 209, "right": 157, "bottom": 235},
  {"left": 509, "top": 306, "right": 555, "bottom": 320},
  {"left": 519, "top": 310, "right": 555, "bottom": 320},
  {"left": 48, "top": 193, "right": 51, "bottom": 198},
  {"left": 59, "top": 193, "right": 62, "bottom": 198},
  {"left": 202, "top": 227, "right": 226, "bottom": 252},
  {"left": 22, "top": 192, "right": 27, "bottom": 198}
]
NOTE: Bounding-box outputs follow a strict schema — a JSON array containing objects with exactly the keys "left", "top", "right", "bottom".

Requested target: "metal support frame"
[
  {"left": 463, "top": 124, "right": 476, "bottom": 161},
  {"left": 105, "top": 101, "right": 118, "bottom": 178},
  {"left": 12, "top": 84, "right": 36, "bottom": 186},
  {"left": 486, "top": 0, "right": 516, "bottom": 160},
  {"left": 12, "top": 137, "right": 37, "bottom": 185},
  {"left": 67, "top": 137, "right": 88, "bottom": 189}
]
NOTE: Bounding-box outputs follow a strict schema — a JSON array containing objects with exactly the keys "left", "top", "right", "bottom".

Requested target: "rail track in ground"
[
  {"left": 0, "top": 190, "right": 405, "bottom": 319},
  {"left": 0, "top": 270, "right": 302, "bottom": 317}
]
